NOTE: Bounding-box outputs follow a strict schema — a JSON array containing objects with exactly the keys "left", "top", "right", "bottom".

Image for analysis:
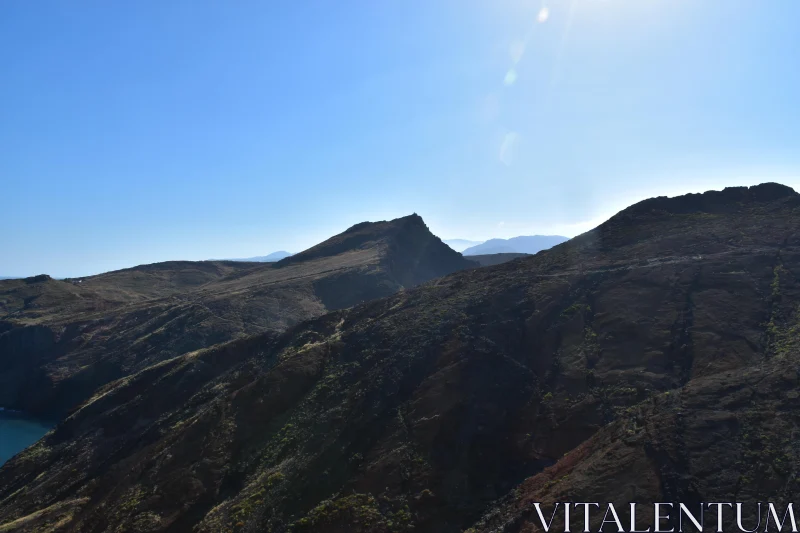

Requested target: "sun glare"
[{"left": 537, "top": 6, "right": 550, "bottom": 23}]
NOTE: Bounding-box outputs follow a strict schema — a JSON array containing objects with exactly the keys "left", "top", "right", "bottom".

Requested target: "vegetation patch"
[
  {"left": 560, "top": 303, "right": 591, "bottom": 318},
  {"left": 289, "top": 493, "right": 412, "bottom": 533}
]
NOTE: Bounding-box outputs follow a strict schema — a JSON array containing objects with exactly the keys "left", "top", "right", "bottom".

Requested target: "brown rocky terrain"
[
  {"left": 1, "top": 183, "right": 799, "bottom": 533},
  {"left": 0, "top": 214, "right": 473, "bottom": 418}
]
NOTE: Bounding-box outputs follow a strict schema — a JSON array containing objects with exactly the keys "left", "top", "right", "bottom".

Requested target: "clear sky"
[{"left": 2, "top": 0, "right": 799, "bottom": 277}]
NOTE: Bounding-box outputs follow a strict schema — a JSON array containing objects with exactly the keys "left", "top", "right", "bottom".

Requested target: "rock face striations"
[
  {"left": 0, "top": 215, "right": 472, "bottom": 418},
  {"left": 1, "top": 184, "right": 800, "bottom": 533}
]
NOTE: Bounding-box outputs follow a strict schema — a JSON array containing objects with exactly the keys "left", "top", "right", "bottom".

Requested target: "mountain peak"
[
  {"left": 282, "top": 215, "right": 436, "bottom": 263},
  {"left": 23, "top": 274, "right": 52, "bottom": 284},
  {"left": 745, "top": 181, "right": 798, "bottom": 199},
  {"left": 342, "top": 213, "right": 425, "bottom": 232},
  {"left": 279, "top": 214, "right": 472, "bottom": 288},
  {"left": 618, "top": 182, "right": 799, "bottom": 218},
  {"left": 551, "top": 182, "right": 800, "bottom": 268}
]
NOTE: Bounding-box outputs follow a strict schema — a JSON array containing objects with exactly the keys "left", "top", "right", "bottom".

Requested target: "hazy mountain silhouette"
[
  {"left": 212, "top": 251, "right": 294, "bottom": 262},
  {"left": 462, "top": 235, "right": 568, "bottom": 255},
  {"left": 443, "top": 239, "right": 483, "bottom": 252},
  {"left": 229, "top": 250, "right": 293, "bottom": 262}
]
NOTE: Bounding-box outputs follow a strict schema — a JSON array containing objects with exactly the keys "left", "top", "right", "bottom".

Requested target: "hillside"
[
  {"left": 467, "top": 253, "right": 529, "bottom": 267},
  {"left": 1, "top": 183, "right": 799, "bottom": 533},
  {"left": 0, "top": 215, "right": 472, "bottom": 418},
  {"left": 462, "top": 235, "right": 568, "bottom": 256}
]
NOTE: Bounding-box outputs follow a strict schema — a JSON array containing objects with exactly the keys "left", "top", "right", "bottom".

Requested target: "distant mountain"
[
  {"left": 443, "top": 239, "right": 484, "bottom": 252},
  {"left": 222, "top": 251, "right": 293, "bottom": 262},
  {"left": 462, "top": 235, "right": 569, "bottom": 255},
  {"left": 261, "top": 250, "right": 292, "bottom": 261}
]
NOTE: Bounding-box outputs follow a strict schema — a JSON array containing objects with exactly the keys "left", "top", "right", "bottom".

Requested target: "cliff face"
[
  {"left": 1, "top": 184, "right": 799, "bottom": 533},
  {"left": 0, "top": 215, "right": 471, "bottom": 418}
]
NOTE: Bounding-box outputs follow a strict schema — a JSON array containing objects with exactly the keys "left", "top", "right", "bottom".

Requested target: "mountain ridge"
[
  {"left": 0, "top": 214, "right": 471, "bottom": 418},
  {"left": 2, "top": 183, "right": 798, "bottom": 532},
  {"left": 462, "top": 235, "right": 569, "bottom": 256}
]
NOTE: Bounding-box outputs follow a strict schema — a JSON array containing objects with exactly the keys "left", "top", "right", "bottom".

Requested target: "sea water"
[{"left": 0, "top": 409, "right": 52, "bottom": 465}]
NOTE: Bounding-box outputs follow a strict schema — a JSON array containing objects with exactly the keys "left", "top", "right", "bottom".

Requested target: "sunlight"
[{"left": 538, "top": 6, "right": 550, "bottom": 23}]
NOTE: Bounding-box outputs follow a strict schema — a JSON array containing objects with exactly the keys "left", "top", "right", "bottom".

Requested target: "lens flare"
[
  {"left": 537, "top": 6, "right": 549, "bottom": 23},
  {"left": 499, "top": 132, "right": 519, "bottom": 166},
  {"left": 503, "top": 69, "right": 518, "bottom": 86},
  {"left": 509, "top": 39, "right": 526, "bottom": 64}
]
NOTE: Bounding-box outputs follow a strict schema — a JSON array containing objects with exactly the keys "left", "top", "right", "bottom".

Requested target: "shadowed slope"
[
  {"left": 1, "top": 184, "right": 800, "bottom": 532},
  {"left": 0, "top": 215, "right": 471, "bottom": 418},
  {"left": 467, "top": 253, "right": 530, "bottom": 267}
]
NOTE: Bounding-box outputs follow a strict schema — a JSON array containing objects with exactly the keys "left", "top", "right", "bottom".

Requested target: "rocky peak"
[
  {"left": 279, "top": 214, "right": 472, "bottom": 285},
  {"left": 618, "top": 182, "right": 799, "bottom": 218},
  {"left": 23, "top": 274, "right": 52, "bottom": 284}
]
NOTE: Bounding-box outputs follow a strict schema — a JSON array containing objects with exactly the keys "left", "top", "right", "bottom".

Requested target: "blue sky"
[{"left": 2, "top": 0, "right": 799, "bottom": 277}]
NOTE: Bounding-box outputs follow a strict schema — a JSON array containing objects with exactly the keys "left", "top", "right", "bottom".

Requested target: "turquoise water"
[{"left": 0, "top": 410, "right": 52, "bottom": 465}]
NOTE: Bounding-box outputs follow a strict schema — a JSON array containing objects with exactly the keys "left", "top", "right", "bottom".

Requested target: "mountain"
[
  {"left": 443, "top": 239, "right": 483, "bottom": 252},
  {"left": 0, "top": 215, "right": 472, "bottom": 419},
  {"left": 462, "top": 235, "right": 569, "bottom": 255},
  {"left": 279, "top": 214, "right": 472, "bottom": 290},
  {"left": 227, "top": 251, "right": 294, "bottom": 262},
  {"left": 2, "top": 183, "right": 797, "bottom": 532},
  {"left": 259, "top": 251, "right": 293, "bottom": 261}
]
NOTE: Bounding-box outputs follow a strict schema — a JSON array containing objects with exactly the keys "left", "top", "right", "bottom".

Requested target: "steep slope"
[
  {"left": 462, "top": 235, "right": 568, "bottom": 256},
  {"left": 280, "top": 214, "right": 469, "bottom": 280},
  {"left": 1, "top": 183, "right": 799, "bottom": 533},
  {"left": 470, "top": 347, "right": 800, "bottom": 532},
  {"left": 0, "top": 215, "right": 471, "bottom": 418}
]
